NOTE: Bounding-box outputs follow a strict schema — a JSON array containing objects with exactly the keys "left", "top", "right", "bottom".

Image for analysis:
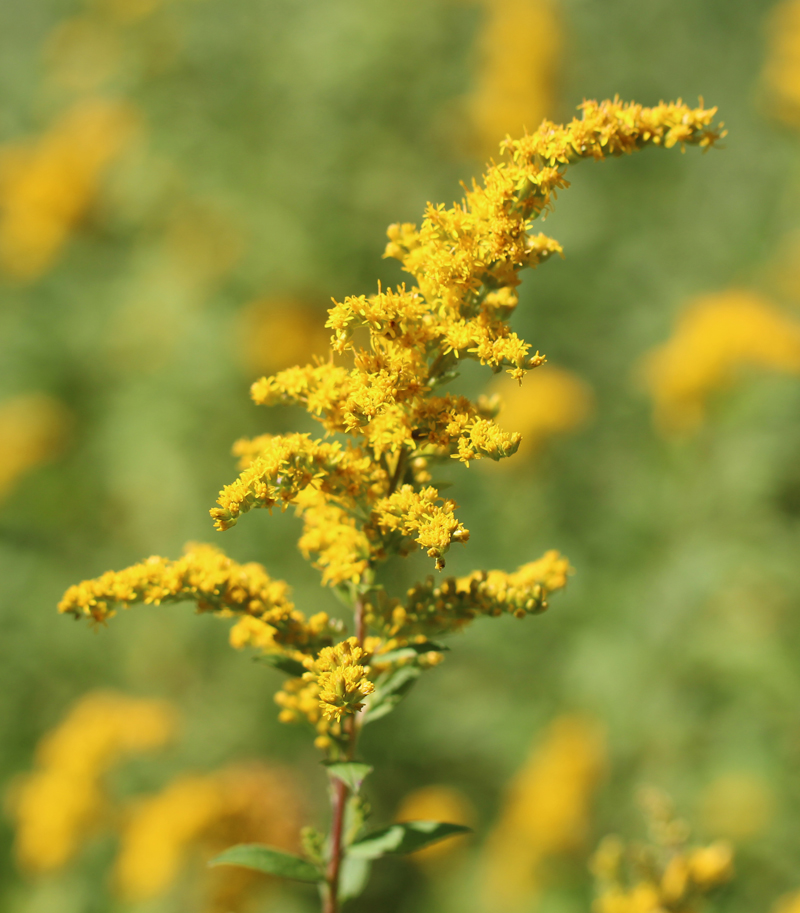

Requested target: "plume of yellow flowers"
[
  {"left": 59, "top": 98, "right": 722, "bottom": 912},
  {"left": 591, "top": 789, "right": 734, "bottom": 913},
  {"left": 639, "top": 290, "right": 800, "bottom": 435}
]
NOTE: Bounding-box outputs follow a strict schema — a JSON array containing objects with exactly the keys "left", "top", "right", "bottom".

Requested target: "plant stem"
[
  {"left": 324, "top": 591, "right": 366, "bottom": 913},
  {"left": 324, "top": 777, "right": 349, "bottom": 913}
]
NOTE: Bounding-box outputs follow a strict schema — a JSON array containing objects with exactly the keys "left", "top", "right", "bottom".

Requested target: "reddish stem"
[{"left": 324, "top": 777, "right": 349, "bottom": 913}]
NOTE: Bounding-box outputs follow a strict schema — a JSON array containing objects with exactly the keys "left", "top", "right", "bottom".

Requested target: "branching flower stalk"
[{"left": 58, "top": 98, "right": 723, "bottom": 911}]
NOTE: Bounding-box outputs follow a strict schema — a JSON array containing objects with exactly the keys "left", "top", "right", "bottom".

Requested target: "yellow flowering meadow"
[{"left": 57, "top": 97, "right": 723, "bottom": 912}]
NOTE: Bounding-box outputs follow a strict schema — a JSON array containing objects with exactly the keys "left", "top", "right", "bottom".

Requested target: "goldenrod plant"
[{"left": 58, "top": 98, "right": 723, "bottom": 912}]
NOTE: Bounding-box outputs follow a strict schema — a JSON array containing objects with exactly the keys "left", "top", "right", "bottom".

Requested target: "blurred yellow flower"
[
  {"left": 591, "top": 791, "right": 734, "bottom": 913},
  {"left": 237, "top": 297, "right": 332, "bottom": 377},
  {"left": 395, "top": 785, "right": 476, "bottom": 864},
  {"left": 763, "top": 0, "right": 800, "bottom": 127},
  {"left": 774, "top": 890, "right": 800, "bottom": 913},
  {"left": 114, "top": 762, "right": 305, "bottom": 910},
  {"left": 7, "top": 691, "right": 176, "bottom": 873},
  {"left": 698, "top": 772, "right": 775, "bottom": 840},
  {"left": 489, "top": 365, "right": 593, "bottom": 461},
  {"left": 481, "top": 715, "right": 606, "bottom": 910},
  {"left": 469, "top": 0, "right": 561, "bottom": 156},
  {"left": 0, "top": 98, "right": 138, "bottom": 280},
  {"left": 0, "top": 393, "right": 71, "bottom": 501},
  {"left": 639, "top": 290, "right": 800, "bottom": 435}
]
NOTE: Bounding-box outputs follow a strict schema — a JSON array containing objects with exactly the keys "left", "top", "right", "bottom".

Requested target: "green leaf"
[
  {"left": 338, "top": 854, "right": 372, "bottom": 901},
  {"left": 347, "top": 821, "right": 472, "bottom": 860},
  {"left": 323, "top": 761, "right": 373, "bottom": 793},
  {"left": 209, "top": 844, "right": 322, "bottom": 883},
  {"left": 363, "top": 666, "right": 421, "bottom": 724},
  {"left": 256, "top": 654, "right": 306, "bottom": 677}
]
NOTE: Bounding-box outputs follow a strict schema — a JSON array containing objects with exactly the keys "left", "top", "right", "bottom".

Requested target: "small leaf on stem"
[
  {"left": 323, "top": 761, "right": 374, "bottom": 793},
  {"left": 209, "top": 844, "right": 322, "bottom": 883}
]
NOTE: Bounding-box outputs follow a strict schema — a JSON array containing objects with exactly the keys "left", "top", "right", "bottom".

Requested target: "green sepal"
[
  {"left": 209, "top": 844, "right": 322, "bottom": 883},
  {"left": 347, "top": 821, "right": 472, "bottom": 859},
  {"left": 256, "top": 654, "right": 307, "bottom": 677},
  {"left": 323, "top": 761, "right": 373, "bottom": 793},
  {"left": 364, "top": 666, "right": 421, "bottom": 724}
]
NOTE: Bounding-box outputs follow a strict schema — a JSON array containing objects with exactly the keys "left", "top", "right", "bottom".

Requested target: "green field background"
[{"left": 2, "top": 1, "right": 799, "bottom": 911}]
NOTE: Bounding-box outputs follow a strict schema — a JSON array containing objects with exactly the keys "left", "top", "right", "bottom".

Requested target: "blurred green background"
[{"left": 2, "top": 0, "right": 800, "bottom": 911}]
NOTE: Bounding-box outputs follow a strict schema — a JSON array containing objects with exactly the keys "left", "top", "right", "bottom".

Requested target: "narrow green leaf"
[
  {"left": 256, "top": 654, "right": 307, "bottom": 677},
  {"left": 209, "top": 844, "right": 322, "bottom": 883},
  {"left": 323, "top": 761, "right": 373, "bottom": 793},
  {"left": 338, "top": 854, "right": 372, "bottom": 901},
  {"left": 347, "top": 821, "right": 472, "bottom": 860}
]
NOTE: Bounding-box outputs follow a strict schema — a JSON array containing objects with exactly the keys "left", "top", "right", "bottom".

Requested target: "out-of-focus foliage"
[{"left": 2, "top": 0, "right": 800, "bottom": 911}]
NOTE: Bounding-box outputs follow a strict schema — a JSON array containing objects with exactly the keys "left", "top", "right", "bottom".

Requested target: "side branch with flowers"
[{"left": 58, "top": 97, "right": 723, "bottom": 912}]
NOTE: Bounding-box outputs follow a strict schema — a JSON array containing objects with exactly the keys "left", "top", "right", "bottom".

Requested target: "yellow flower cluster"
[
  {"left": 373, "top": 485, "right": 469, "bottom": 569},
  {"left": 763, "top": 0, "right": 800, "bottom": 127},
  {"left": 0, "top": 98, "right": 137, "bottom": 280},
  {"left": 8, "top": 691, "right": 175, "bottom": 873},
  {"left": 481, "top": 715, "right": 606, "bottom": 911},
  {"left": 210, "top": 98, "right": 721, "bottom": 582},
  {"left": 368, "top": 550, "right": 571, "bottom": 638},
  {"left": 468, "top": 0, "right": 562, "bottom": 156},
  {"left": 640, "top": 290, "right": 800, "bottom": 434},
  {"left": 0, "top": 393, "right": 71, "bottom": 501},
  {"left": 302, "top": 637, "right": 375, "bottom": 722},
  {"left": 591, "top": 791, "right": 734, "bottom": 913},
  {"left": 57, "top": 542, "right": 337, "bottom": 656},
  {"left": 114, "top": 763, "right": 304, "bottom": 909}
]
